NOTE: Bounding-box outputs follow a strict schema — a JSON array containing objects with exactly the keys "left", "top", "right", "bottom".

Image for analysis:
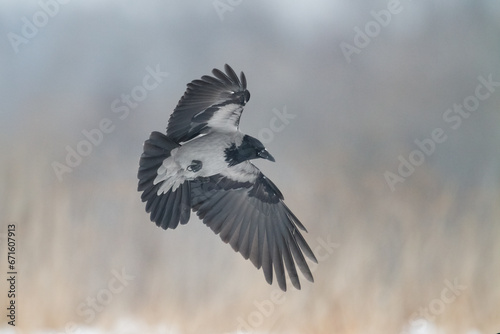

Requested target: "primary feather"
[{"left": 167, "top": 64, "right": 250, "bottom": 143}]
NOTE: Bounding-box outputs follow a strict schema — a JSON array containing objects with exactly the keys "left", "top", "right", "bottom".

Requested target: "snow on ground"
[
  {"left": 0, "top": 319, "right": 484, "bottom": 334},
  {"left": 0, "top": 319, "right": 179, "bottom": 334},
  {"left": 400, "top": 319, "right": 482, "bottom": 334}
]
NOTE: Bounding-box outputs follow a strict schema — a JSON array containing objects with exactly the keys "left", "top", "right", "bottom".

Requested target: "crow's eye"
[{"left": 186, "top": 160, "right": 202, "bottom": 172}]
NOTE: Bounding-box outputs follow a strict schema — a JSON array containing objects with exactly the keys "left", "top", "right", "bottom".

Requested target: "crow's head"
[{"left": 225, "top": 135, "right": 275, "bottom": 167}]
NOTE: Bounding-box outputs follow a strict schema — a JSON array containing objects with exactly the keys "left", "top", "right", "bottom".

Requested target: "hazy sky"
[{"left": 1, "top": 0, "right": 500, "bottom": 187}]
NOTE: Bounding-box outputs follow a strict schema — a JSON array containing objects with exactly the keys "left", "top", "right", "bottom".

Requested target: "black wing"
[
  {"left": 166, "top": 64, "right": 250, "bottom": 143},
  {"left": 137, "top": 131, "right": 191, "bottom": 229},
  {"left": 190, "top": 163, "right": 318, "bottom": 291}
]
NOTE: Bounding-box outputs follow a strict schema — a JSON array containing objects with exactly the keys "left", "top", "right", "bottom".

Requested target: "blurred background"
[{"left": 1, "top": 0, "right": 499, "bottom": 333}]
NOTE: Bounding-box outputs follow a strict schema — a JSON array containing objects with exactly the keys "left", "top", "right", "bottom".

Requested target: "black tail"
[{"left": 138, "top": 131, "right": 191, "bottom": 229}]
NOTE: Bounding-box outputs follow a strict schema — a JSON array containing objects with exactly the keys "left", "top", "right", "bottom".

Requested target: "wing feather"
[
  {"left": 190, "top": 163, "right": 316, "bottom": 291},
  {"left": 261, "top": 228, "right": 273, "bottom": 285},
  {"left": 269, "top": 215, "right": 286, "bottom": 291},
  {"left": 167, "top": 64, "right": 250, "bottom": 143}
]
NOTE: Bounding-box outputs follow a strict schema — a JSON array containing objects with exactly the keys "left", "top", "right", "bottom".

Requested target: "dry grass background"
[
  {"left": 1, "top": 1, "right": 500, "bottom": 333},
  {"left": 1, "top": 136, "right": 499, "bottom": 333}
]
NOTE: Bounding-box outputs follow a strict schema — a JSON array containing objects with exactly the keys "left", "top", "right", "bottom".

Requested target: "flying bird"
[{"left": 137, "top": 64, "right": 317, "bottom": 291}]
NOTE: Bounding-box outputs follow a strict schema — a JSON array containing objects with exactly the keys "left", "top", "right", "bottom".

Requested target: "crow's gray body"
[
  {"left": 138, "top": 64, "right": 317, "bottom": 291},
  {"left": 154, "top": 132, "right": 250, "bottom": 193}
]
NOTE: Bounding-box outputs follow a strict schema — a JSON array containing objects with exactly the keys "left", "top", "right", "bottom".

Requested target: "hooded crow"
[{"left": 137, "top": 64, "right": 317, "bottom": 291}]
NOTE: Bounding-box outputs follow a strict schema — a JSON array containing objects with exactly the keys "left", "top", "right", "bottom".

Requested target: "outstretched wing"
[
  {"left": 190, "top": 162, "right": 318, "bottom": 291},
  {"left": 167, "top": 64, "right": 250, "bottom": 143}
]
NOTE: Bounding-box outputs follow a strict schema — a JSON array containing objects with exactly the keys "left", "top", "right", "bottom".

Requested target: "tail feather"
[{"left": 138, "top": 131, "right": 192, "bottom": 229}]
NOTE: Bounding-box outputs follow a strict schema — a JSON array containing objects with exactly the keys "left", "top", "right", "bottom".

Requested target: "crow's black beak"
[{"left": 258, "top": 149, "right": 275, "bottom": 162}]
